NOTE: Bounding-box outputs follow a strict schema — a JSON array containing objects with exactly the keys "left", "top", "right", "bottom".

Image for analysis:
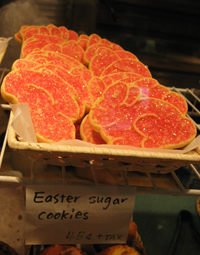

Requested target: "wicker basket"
[{"left": 7, "top": 112, "right": 200, "bottom": 174}]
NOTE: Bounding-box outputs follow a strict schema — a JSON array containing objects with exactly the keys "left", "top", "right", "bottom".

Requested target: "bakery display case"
[
  {"left": 1, "top": 57, "right": 200, "bottom": 255},
  {"left": 0, "top": 1, "right": 200, "bottom": 255}
]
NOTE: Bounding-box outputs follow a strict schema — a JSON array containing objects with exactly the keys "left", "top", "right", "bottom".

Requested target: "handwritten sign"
[{"left": 26, "top": 184, "right": 136, "bottom": 244}]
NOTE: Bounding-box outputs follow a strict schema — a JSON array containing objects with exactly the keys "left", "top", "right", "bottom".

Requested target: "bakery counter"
[{"left": 0, "top": 40, "right": 200, "bottom": 254}]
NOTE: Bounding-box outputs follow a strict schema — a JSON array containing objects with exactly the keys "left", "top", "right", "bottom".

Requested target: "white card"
[{"left": 26, "top": 184, "right": 136, "bottom": 244}]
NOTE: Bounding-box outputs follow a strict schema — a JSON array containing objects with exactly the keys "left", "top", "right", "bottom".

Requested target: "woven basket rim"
[{"left": 7, "top": 118, "right": 200, "bottom": 162}]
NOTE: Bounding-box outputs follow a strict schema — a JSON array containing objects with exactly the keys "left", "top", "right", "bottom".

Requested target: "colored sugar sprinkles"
[
  {"left": 89, "top": 82, "right": 196, "bottom": 149},
  {"left": 1, "top": 24, "right": 197, "bottom": 149}
]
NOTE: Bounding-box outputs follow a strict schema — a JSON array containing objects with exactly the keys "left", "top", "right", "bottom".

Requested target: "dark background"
[{"left": 0, "top": 0, "right": 200, "bottom": 89}]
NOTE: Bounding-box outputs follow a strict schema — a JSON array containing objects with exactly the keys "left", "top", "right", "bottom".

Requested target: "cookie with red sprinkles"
[
  {"left": 1, "top": 69, "right": 80, "bottom": 142},
  {"left": 89, "top": 82, "right": 196, "bottom": 149},
  {"left": 101, "top": 58, "right": 152, "bottom": 77},
  {"left": 80, "top": 115, "right": 106, "bottom": 144},
  {"left": 21, "top": 34, "right": 67, "bottom": 58}
]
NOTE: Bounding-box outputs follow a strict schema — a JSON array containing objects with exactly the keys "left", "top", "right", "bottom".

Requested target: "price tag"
[{"left": 26, "top": 184, "right": 136, "bottom": 244}]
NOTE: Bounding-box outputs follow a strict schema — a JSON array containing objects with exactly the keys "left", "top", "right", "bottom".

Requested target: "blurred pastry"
[
  {"left": 127, "top": 221, "right": 146, "bottom": 255},
  {"left": 97, "top": 245, "right": 140, "bottom": 255},
  {"left": 40, "top": 245, "right": 86, "bottom": 255}
]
